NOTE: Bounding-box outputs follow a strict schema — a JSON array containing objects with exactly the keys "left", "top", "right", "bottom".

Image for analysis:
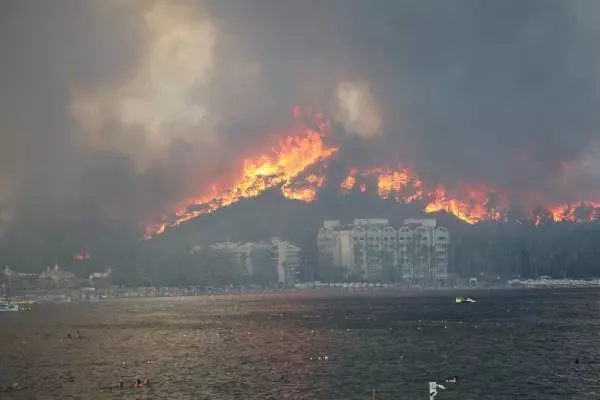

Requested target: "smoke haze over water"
[{"left": 2, "top": 0, "right": 600, "bottom": 244}]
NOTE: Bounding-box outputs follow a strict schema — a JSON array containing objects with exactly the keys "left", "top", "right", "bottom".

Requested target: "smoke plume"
[{"left": 2, "top": 0, "right": 600, "bottom": 249}]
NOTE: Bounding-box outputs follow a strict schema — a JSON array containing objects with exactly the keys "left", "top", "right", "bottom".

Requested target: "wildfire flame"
[
  {"left": 339, "top": 167, "right": 424, "bottom": 202},
  {"left": 281, "top": 173, "right": 326, "bottom": 202},
  {"left": 144, "top": 107, "right": 600, "bottom": 237},
  {"left": 144, "top": 109, "right": 338, "bottom": 238},
  {"left": 335, "top": 166, "right": 600, "bottom": 225},
  {"left": 548, "top": 202, "right": 600, "bottom": 223},
  {"left": 74, "top": 251, "right": 91, "bottom": 261},
  {"left": 339, "top": 168, "right": 357, "bottom": 194},
  {"left": 423, "top": 185, "right": 498, "bottom": 224},
  {"left": 337, "top": 167, "right": 502, "bottom": 224},
  {"left": 367, "top": 168, "right": 424, "bottom": 203}
]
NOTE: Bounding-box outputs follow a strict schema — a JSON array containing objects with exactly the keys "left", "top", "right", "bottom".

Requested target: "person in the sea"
[
  {"left": 66, "top": 333, "right": 72, "bottom": 339},
  {"left": 119, "top": 379, "right": 124, "bottom": 390},
  {"left": 446, "top": 376, "right": 459, "bottom": 384},
  {"left": 135, "top": 379, "right": 143, "bottom": 388},
  {"left": 4, "top": 382, "right": 19, "bottom": 392},
  {"left": 76, "top": 330, "right": 82, "bottom": 339}
]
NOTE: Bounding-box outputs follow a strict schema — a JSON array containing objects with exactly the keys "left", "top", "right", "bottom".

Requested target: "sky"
[{"left": 2, "top": 0, "right": 600, "bottom": 240}]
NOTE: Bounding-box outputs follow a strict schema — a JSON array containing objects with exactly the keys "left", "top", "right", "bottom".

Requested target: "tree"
[
  {"left": 350, "top": 244, "right": 365, "bottom": 282},
  {"left": 365, "top": 247, "right": 381, "bottom": 282},
  {"left": 252, "top": 248, "right": 277, "bottom": 287},
  {"left": 381, "top": 249, "right": 397, "bottom": 283}
]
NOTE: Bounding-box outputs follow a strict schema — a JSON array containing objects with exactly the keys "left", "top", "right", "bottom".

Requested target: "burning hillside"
[
  {"left": 143, "top": 108, "right": 338, "bottom": 238},
  {"left": 144, "top": 108, "right": 600, "bottom": 239}
]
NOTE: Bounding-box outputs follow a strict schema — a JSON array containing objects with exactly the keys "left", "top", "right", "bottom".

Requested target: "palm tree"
[
  {"left": 318, "top": 253, "right": 335, "bottom": 283},
  {"left": 405, "top": 238, "right": 419, "bottom": 286},
  {"left": 365, "top": 246, "right": 380, "bottom": 282},
  {"left": 351, "top": 244, "right": 365, "bottom": 282},
  {"left": 428, "top": 244, "right": 437, "bottom": 281},
  {"left": 381, "top": 248, "right": 396, "bottom": 283}
]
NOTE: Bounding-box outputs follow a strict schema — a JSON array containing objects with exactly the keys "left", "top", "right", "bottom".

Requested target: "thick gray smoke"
[
  {"left": 1, "top": 0, "right": 600, "bottom": 249},
  {"left": 204, "top": 0, "right": 600, "bottom": 203}
]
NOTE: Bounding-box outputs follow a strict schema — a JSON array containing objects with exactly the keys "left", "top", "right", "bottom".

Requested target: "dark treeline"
[
  {"left": 129, "top": 219, "right": 600, "bottom": 285},
  {"left": 115, "top": 240, "right": 280, "bottom": 288},
  {"left": 0, "top": 226, "right": 282, "bottom": 287},
  {"left": 452, "top": 219, "right": 600, "bottom": 280},
  {"left": 2, "top": 193, "right": 600, "bottom": 286}
]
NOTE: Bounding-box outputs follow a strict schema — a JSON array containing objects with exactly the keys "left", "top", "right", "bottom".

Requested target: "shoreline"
[{"left": 8, "top": 280, "right": 600, "bottom": 304}]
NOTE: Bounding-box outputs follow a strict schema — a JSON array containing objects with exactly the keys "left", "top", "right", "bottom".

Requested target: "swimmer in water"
[
  {"left": 446, "top": 376, "right": 459, "bottom": 384},
  {"left": 76, "top": 330, "right": 82, "bottom": 339},
  {"left": 135, "top": 379, "right": 143, "bottom": 388},
  {"left": 66, "top": 333, "right": 72, "bottom": 339},
  {"left": 119, "top": 380, "right": 124, "bottom": 390}
]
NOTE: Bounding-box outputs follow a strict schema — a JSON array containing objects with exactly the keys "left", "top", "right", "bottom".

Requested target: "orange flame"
[
  {"left": 144, "top": 109, "right": 337, "bottom": 238},
  {"left": 74, "top": 251, "right": 91, "bottom": 261},
  {"left": 339, "top": 168, "right": 358, "bottom": 193},
  {"left": 281, "top": 173, "right": 326, "bottom": 202},
  {"left": 423, "top": 185, "right": 495, "bottom": 224},
  {"left": 366, "top": 167, "right": 424, "bottom": 203},
  {"left": 144, "top": 107, "right": 600, "bottom": 236},
  {"left": 548, "top": 201, "right": 600, "bottom": 223},
  {"left": 337, "top": 167, "right": 504, "bottom": 224}
]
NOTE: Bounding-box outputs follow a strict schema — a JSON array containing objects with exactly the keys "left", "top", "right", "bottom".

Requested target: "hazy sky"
[{"left": 2, "top": 0, "right": 600, "bottom": 237}]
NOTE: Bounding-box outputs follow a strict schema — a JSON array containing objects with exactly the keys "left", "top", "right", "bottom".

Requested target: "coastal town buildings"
[
  {"left": 1, "top": 266, "right": 39, "bottom": 291},
  {"left": 202, "top": 238, "right": 302, "bottom": 286},
  {"left": 89, "top": 269, "right": 112, "bottom": 290},
  {"left": 38, "top": 265, "right": 77, "bottom": 289},
  {"left": 271, "top": 238, "right": 301, "bottom": 286},
  {"left": 317, "top": 218, "right": 450, "bottom": 284}
]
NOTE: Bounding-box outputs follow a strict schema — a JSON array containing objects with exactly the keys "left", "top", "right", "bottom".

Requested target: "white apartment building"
[
  {"left": 236, "top": 241, "right": 272, "bottom": 275},
  {"left": 207, "top": 238, "right": 301, "bottom": 286},
  {"left": 317, "top": 218, "right": 450, "bottom": 283},
  {"left": 271, "top": 238, "right": 301, "bottom": 286}
]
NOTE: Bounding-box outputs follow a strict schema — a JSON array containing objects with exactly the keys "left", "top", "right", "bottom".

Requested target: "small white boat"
[
  {"left": 456, "top": 296, "right": 476, "bottom": 304},
  {"left": 0, "top": 302, "right": 19, "bottom": 312}
]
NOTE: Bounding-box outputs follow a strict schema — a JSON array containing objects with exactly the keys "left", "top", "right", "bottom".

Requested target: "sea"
[{"left": 1, "top": 289, "right": 600, "bottom": 399}]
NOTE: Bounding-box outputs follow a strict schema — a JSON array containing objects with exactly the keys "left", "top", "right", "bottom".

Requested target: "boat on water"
[
  {"left": 455, "top": 296, "right": 476, "bottom": 304},
  {"left": 11, "top": 300, "right": 37, "bottom": 311},
  {"left": 13, "top": 300, "right": 39, "bottom": 305},
  {"left": 0, "top": 302, "right": 19, "bottom": 312}
]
